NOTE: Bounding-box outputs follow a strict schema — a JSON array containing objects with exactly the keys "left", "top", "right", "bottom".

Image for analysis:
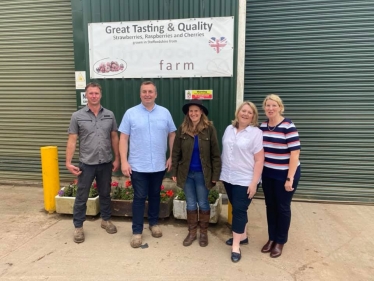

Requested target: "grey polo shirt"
[{"left": 68, "top": 106, "right": 117, "bottom": 165}]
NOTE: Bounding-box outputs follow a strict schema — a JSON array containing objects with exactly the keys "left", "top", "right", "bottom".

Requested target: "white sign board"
[
  {"left": 75, "top": 71, "right": 86, "bottom": 89},
  {"left": 80, "top": 92, "right": 87, "bottom": 105},
  {"left": 88, "top": 17, "right": 234, "bottom": 78}
]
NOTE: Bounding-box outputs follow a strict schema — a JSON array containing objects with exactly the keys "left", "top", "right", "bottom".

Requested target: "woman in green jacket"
[{"left": 172, "top": 100, "right": 221, "bottom": 247}]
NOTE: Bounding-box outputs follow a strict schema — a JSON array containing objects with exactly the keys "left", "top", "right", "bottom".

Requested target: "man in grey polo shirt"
[
  {"left": 66, "top": 82, "right": 120, "bottom": 243},
  {"left": 119, "top": 80, "right": 176, "bottom": 248}
]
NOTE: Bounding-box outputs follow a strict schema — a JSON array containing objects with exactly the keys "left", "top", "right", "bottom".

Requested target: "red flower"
[
  {"left": 166, "top": 190, "right": 174, "bottom": 197},
  {"left": 93, "top": 182, "right": 97, "bottom": 189},
  {"left": 111, "top": 181, "right": 119, "bottom": 187},
  {"left": 160, "top": 185, "right": 165, "bottom": 190},
  {"left": 125, "top": 180, "right": 132, "bottom": 188}
]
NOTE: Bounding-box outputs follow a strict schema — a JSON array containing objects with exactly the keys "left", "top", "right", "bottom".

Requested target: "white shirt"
[{"left": 220, "top": 125, "right": 263, "bottom": 186}]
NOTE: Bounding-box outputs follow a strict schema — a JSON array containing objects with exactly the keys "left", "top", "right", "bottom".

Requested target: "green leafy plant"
[
  {"left": 111, "top": 180, "right": 174, "bottom": 202},
  {"left": 160, "top": 185, "right": 174, "bottom": 202},
  {"left": 111, "top": 180, "right": 134, "bottom": 200},
  {"left": 176, "top": 189, "right": 186, "bottom": 201},
  {"left": 58, "top": 179, "right": 99, "bottom": 198},
  {"left": 176, "top": 189, "right": 219, "bottom": 204},
  {"left": 208, "top": 189, "right": 220, "bottom": 204}
]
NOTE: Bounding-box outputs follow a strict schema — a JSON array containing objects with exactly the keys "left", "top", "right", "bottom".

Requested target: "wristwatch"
[{"left": 286, "top": 177, "right": 291, "bottom": 181}]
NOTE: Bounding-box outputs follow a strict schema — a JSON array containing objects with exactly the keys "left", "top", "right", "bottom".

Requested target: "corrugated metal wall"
[
  {"left": 244, "top": 1, "right": 374, "bottom": 203},
  {"left": 0, "top": 0, "right": 76, "bottom": 181},
  {"left": 71, "top": 0, "right": 239, "bottom": 157}
]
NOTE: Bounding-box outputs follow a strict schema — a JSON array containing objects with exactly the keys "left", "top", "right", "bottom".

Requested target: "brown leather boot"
[
  {"left": 270, "top": 243, "right": 284, "bottom": 258},
  {"left": 198, "top": 210, "right": 210, "bottom": 247},
  {"left": 183, "top": 210, "right": 198, "bottom": 246},
  {"left": 261, "top": 240, "right": 275, "bottom": 253}
]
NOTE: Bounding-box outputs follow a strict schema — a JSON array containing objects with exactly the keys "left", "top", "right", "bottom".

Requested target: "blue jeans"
[
  {"left": 261, "top": 176, "right": 298, "bottom": 244},
  {"left": 73, "top": 162, "right": 112, "bottom": 228},
  {"left": 223, "top": 181, "right": 252, "bottom": 233},
  {"left": 184, "top": 171, "right": 210, "bottom": 211},
  {"left": 131, "top": 170, "right": 165, "bottom": 234}
]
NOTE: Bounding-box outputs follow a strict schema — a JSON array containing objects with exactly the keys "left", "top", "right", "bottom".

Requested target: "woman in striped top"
[{"left": 259, "top": 94, "right": 301, "bottom": 258}]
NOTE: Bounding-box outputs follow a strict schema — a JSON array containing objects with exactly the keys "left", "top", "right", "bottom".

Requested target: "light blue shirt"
[{"left": 119, "top": 103, "right": 176, "bottom": 172}]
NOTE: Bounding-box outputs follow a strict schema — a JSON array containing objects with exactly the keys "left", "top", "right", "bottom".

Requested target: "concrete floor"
[{"left": 0, "top": 184, "right": 373, "bottom": 281}]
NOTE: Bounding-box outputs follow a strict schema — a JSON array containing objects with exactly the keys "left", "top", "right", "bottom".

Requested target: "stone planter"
[
  {"left": 173, "top": 194, "right": 222, "bottom": 223},
  {"left": 111, "top": 198, "right": 173, "bottom": 218},
  {"left": 55, "top": 193, "right": 100, "bottom": 216}
]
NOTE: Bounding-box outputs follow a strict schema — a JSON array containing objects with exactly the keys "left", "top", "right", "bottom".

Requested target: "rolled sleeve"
[
  {"left": 68, "top": 113, "right": 79, "bottom": 134},
  {"left": 118, "top": 111, "right": 131, "bottom": 135},
  {"left": 253, "top": 129, "right": 264, "bottom": 154}
]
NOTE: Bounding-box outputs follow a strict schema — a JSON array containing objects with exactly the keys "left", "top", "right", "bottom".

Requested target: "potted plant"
[
  {"left": 55, "top": 179, "right": 101, "bottom": 216},
  {"left": 173, "top": 189, "right": 222, "bottom": 223},
  {"left": 110, "top": 180, "right": 174, "bottom": 218}
]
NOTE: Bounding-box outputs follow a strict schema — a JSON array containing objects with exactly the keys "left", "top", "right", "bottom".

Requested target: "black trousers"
[
  {"left": 261, "top": 176, "right": 298, "bottom": 244},
  {"left": 223, "top": 181, "right": 252, "bottom": 234},
  {"left": 131, "top": 170, "right": 165, "bottom": 234},
  {"left": 73, "top": 162, "right": 112, "bottom": 228}
]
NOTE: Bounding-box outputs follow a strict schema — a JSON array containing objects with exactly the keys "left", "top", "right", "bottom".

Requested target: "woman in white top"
[{"left": 220, "top": 101, "right": 264, "bottom": 263}]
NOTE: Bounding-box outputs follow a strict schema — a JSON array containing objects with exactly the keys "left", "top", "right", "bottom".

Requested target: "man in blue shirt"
[{"left": 119, "top": 81, "right": 176, "bottom": 248}]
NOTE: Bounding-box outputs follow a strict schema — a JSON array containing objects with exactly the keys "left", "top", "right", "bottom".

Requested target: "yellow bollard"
[
  {"left": 228, "top": 201, "right": 232, "bottom": 225},
  {"left": 40, "top": 146, "right": 60, "bottom": 213}
]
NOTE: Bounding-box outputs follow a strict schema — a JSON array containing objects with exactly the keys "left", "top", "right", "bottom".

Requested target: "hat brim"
[{"left": 182, "top": 102, "right": 209, "bottom": 116}]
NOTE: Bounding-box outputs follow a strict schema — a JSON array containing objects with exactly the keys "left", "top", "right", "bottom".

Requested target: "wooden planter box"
[
  {"left": 111, "top": 198, "right": 173, "bottom": 218},
  {"left": 55, "top": 194, "right": 100, "bottom": 216},
  {"left": 173, "top": 194, "right": 222, "bottom": 223}
]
